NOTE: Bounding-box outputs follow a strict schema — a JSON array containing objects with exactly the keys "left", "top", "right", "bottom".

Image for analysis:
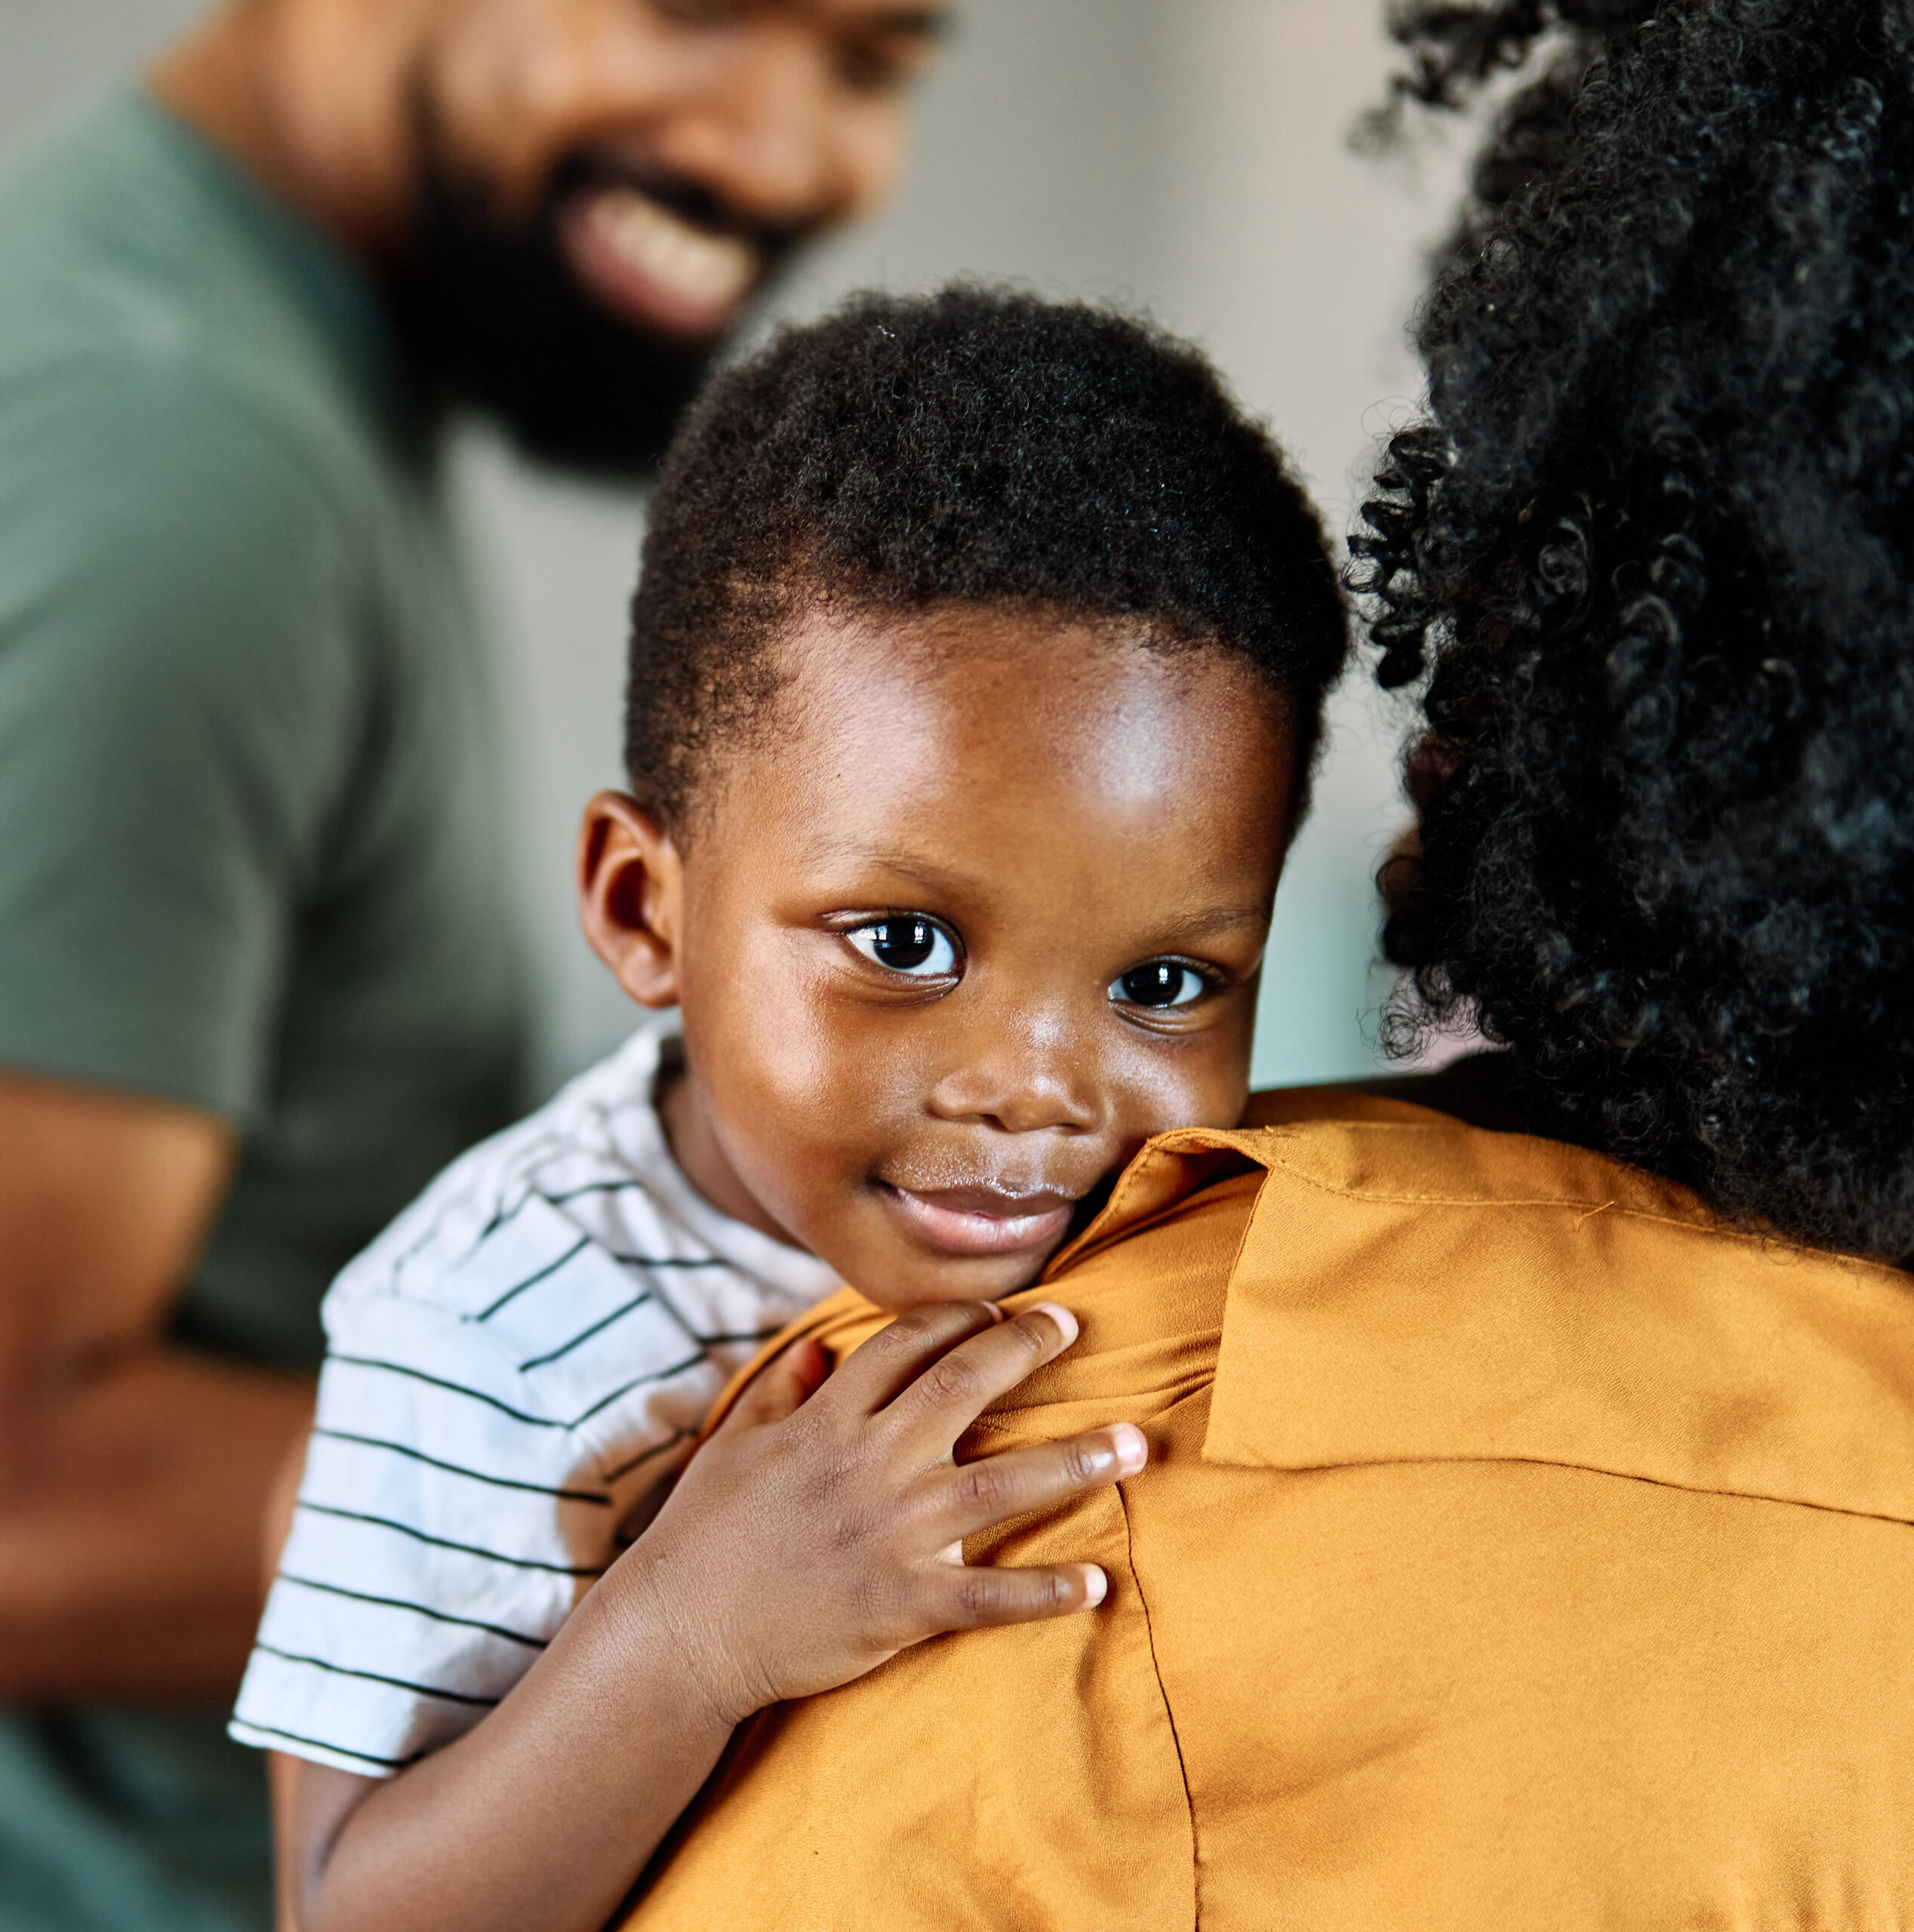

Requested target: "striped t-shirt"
[{"left": 229, "top": 1022, "right": 838, "bottom": 1777}]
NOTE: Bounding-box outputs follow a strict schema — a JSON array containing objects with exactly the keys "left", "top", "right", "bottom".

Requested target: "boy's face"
[{"left": 582, "top": 605, "right": 1300, "bottom": 1309}]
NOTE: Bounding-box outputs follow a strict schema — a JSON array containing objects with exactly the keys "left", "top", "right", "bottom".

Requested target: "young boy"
[{"left": 231, "top": 286, "right": 1347, "bottom": 1932}]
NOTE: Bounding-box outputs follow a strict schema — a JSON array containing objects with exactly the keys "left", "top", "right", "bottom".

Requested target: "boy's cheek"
[
  {"left": 712, "top": 1057, "right": 897, "bottom": 1253},
  {"left": 1105, "top": 1031, "right": 1255, "bottom": 1146}
]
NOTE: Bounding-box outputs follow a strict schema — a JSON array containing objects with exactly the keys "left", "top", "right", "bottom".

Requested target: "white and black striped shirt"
[{"left": 229, "top": 1022, "right": 837, "bottom": 1778}]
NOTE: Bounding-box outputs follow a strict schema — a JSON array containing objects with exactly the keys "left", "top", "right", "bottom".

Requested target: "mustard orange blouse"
[{"left": 628, "top": 1095, "right": 1914, "bottom": 1929}]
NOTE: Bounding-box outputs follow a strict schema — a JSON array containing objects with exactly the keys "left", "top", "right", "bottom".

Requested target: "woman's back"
[{"left": 630, "top": 1094, "right": 1914, "bottom": 1929}]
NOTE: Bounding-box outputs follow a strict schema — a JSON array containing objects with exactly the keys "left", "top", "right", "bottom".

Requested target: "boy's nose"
[{"left": 925, "top": 1012, "right": 1103, "bottom": 1136}]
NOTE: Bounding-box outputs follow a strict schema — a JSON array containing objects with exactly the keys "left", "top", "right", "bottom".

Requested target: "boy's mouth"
[{"left": 876, "top": 1182, "right": 1078, "bottom": 1257}]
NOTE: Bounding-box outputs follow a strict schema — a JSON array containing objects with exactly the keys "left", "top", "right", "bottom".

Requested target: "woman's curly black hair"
[
  {"left": 1352, "top": 0, "right": 1914, "bottom": 1260},
  {"left": 627, "top": 285, "right": 1346, "bottom": 831}
]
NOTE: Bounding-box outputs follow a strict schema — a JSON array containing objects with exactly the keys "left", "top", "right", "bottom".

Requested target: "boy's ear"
[{"left": 577, "top": 792, "right": 685, "bottom": 1010}]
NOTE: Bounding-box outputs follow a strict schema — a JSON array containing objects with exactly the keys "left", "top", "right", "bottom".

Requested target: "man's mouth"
[
  {"left": 560, "top": 184, "right": 762, "bottom": 340},
  {"left": 876, "top": 1182, "right": 1080, "bottom": 1258}
]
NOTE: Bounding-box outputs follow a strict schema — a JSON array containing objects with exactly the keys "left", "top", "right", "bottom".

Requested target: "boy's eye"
[
  {"left": 846, "top": 918, "right": 960, "bottom": 977},
  {"left": 1111, "top": 961, "right": 1209, "bottom": 1010}
]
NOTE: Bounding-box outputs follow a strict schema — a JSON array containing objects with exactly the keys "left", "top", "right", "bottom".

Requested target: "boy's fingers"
[
  {"left": 879, "top": 1303, "right": 1080, "bottom": 1454},
  {"left": 923, "top": 1560, "right": 1110, "bottom": 1631},
  {"left": 924, "top": 1424, "right": 1149, "bottom": 1543},
  {"left": 820, "top": 1300, "right": 1005, "bottom": 1417}
]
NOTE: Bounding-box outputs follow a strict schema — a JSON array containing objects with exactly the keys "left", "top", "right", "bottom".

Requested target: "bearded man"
[{"left": 0, "top": 4, "right": 942, "bottom": 1926}]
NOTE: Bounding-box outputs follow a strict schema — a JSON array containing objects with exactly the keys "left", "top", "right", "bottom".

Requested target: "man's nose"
[
  {"left": 651, "top": 31, "right": 868, "bottom": 231},
  {"left": 925, "top": 1008, "right": 1104, "bottom": 1137}
]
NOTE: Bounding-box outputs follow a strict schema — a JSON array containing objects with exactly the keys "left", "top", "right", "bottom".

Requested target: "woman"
[
  {"left": 615, "top": 4, "right": 1914, "bottom": 1921},
  {"left": 1359, "top": 0, "right": 1914, "bottom": 1266}
]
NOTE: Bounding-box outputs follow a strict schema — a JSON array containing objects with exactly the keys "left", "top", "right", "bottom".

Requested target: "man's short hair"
[{"left": 625, "top": 285, "right": 1347, "bottom": 830}]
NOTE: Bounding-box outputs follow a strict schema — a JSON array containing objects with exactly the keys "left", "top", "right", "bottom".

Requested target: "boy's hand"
[{"left": 618, "top": 1301, "right": 1143, "bottom": 1730}]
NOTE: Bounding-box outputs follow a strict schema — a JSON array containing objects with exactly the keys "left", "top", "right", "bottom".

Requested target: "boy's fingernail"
[
  {"left": 1031, "top": 1303, "right": 1079, "bottom": 1346},
  {"left": 1081, "top": 1565, "right": 1109, "bottom": 1608},
  {"left": 1111, "top": 1424, "right": 1149, "bottom": 1475}
]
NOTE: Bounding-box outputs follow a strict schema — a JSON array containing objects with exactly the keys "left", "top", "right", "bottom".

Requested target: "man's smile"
[{"left": 562, "top": 183, "right": 763, "bottom": 339}]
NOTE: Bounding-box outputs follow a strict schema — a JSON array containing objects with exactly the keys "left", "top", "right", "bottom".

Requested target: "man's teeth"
[{"left": 586, "top": 187, "right": 757, "bottom": 311}]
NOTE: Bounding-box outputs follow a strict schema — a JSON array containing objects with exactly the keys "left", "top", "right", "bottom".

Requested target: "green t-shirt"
[{"left": 0, "top": 94, "right": 528, "bottom": 1930}]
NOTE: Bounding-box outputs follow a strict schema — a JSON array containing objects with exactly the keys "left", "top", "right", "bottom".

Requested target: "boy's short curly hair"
[
  {"left": 1352, "top": 0, "right": 1914, "bottom": 1260},
  {"left": 626, "top": 285, "right": 1347, "bottom": 832}
]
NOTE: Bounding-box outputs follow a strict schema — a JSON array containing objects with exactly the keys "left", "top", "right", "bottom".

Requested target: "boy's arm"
[{"left": 275, "top": 1301, "right": 1144, "bottom": 1932}]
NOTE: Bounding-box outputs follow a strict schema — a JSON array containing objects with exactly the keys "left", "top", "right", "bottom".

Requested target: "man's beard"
[{"left": 389, "top": 145, "right": 800, "bottom": 481}]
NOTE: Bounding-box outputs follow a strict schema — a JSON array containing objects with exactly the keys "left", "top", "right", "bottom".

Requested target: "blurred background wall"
[{"left": 3, "top": 0, "right": 1472, "bottom": 1101}]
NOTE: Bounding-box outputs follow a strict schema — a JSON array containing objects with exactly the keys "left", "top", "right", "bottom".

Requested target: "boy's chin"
[{"left": 842, "top": 1239, "right": 1063, "bottom": 1315}]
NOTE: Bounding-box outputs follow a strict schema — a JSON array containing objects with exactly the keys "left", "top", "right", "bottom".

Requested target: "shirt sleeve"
[
  {"left": 230, "top": 1285, "right": 627, "bottom": 1778},
  {"left": 0, "top": 358, "right": 366, "bottom": 1118}
]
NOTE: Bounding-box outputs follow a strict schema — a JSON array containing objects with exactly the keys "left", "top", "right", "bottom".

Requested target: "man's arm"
[{"left": 0, "top": 1069, "right": 315, "bottom": 1702}]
